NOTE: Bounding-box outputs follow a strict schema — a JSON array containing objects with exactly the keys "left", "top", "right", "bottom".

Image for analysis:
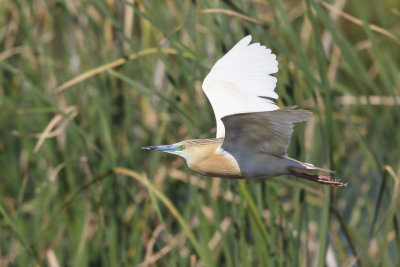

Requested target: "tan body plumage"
[
  {"left": 180, "top": 138, "right": 298, "bottom": 179},
  {"left": 180, "top": 139, "right": 295, "bottom": 179}
]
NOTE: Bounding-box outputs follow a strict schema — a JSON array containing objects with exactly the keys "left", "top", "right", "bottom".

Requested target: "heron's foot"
[
  {"left": 291, "top": 172, "right": 347, "bottom": 187},
  {"left": 315, "top": 175, "right": 347, "bottom": 187}
]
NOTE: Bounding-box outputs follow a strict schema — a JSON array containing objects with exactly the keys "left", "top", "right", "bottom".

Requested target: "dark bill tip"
[{"left": 141, "top": 145, "right": 177, "bottom": 151}]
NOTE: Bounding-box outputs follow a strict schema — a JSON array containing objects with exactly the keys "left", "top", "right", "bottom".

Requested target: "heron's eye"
[{"left": 178, "top": 145, "right": 185, "bottom": 151}]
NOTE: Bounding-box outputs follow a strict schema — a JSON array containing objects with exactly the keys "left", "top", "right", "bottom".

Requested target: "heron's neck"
[
  {"left": 184, "top": 139, "right": 241, "bottom": 177},
  {"left": 183, "top": 139, "right": 223, "bottom": 165}
]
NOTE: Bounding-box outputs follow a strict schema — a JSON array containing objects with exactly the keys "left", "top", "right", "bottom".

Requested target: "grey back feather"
[{"left": 221, "top": 106, "right": 312, "bottom": 157}]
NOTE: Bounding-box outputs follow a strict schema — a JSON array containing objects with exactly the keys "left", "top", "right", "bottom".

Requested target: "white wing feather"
[{"left": 202, "top": 35, "right": 280, "bottom": 137}]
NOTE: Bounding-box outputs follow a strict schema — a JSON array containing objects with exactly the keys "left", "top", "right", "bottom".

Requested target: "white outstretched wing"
[{"left": 202, "top": 35, "right": 279, "bottom": 137}]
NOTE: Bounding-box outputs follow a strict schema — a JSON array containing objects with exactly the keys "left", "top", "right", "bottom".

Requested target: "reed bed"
[{"left": 1, "top": 0, "right": 399, "bottom": 266}]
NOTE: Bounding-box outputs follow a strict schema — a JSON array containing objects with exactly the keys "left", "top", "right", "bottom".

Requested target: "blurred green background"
[{"left": 1, "top": 0, "right": 400, "bottom": 266}]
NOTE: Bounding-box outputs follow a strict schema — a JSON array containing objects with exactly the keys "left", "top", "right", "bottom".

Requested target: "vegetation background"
[{"left": 1, "top": 0, "right": 400, "bottom": 266}]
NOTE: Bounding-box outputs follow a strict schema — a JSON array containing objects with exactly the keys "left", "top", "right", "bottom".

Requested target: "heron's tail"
[{"left": 287, "top": 159, "right": 347, "bottom": 187}]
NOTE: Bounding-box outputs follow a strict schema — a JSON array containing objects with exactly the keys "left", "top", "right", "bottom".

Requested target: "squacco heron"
[{"left": 143, "top": 36, "right": 346, "bottom": 187}]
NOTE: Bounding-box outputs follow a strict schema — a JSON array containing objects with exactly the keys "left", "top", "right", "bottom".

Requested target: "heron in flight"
[{"left": 143, "top": 36, "right": 345, "bottom": 187}]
